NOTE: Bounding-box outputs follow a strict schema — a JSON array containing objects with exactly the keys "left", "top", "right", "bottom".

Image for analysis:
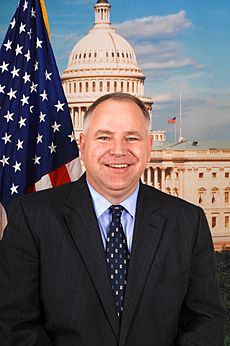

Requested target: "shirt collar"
[{"left": 87, "top": 180, "right": 139, "bottom": 219}]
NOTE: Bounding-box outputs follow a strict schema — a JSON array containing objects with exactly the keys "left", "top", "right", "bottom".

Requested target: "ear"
[
  {"left": 79, "top": 133, "right": 85, "bottom": 161},
  {"left": 149, "top": 134, "right": 153, "bottom": 152}
]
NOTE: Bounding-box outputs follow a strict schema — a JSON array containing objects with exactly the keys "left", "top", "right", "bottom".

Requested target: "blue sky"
[{"left": 0, "top": 0, "right": 229, "bottom": 141}]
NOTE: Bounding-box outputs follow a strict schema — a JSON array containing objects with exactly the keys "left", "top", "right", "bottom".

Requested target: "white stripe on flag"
[
  {"left": 66, "top": 157, "right": 82, "bottom": 181},
  {"left": 0, "top": 202, "right": 7, "bottom": 239},
  {"left": 35, "top": 173, "right": 53, "bottom": 191}
]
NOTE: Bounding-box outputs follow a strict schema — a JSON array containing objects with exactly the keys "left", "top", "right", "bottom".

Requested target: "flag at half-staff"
[{"left": 0, "top": 0, "right": 81, "bottom": 237}]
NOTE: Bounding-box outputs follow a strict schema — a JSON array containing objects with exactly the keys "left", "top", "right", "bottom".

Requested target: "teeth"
[{"left": 109, "top": 164, "right": 128, "bottom": 168}]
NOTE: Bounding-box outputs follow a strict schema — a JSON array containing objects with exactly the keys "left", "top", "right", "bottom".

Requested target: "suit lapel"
[
  {"left": 119, "top": 184, "right": 166, "bottom": 346},
  {"left": 63, "top": 175, "right": 120, "bottom": 340}
]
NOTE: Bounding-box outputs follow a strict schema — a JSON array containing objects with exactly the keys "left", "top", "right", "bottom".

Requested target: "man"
[{"left": 0, "top": 93, "right": 225, "bottom": 345}]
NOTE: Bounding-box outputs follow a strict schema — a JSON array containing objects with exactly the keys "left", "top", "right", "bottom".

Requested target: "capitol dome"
[
  {"left": 67, "top": 29, "right": 141, "bottom": 74},
  {"left": 61, "top": 0, "right": 153, "bottom": 139}
]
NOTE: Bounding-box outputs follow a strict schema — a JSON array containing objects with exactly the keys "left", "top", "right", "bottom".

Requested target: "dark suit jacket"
[{"left": 0, "top": 174, "right": 225, "bottom": 345}]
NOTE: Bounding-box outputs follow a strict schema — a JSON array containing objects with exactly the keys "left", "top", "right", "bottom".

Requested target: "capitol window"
[
  {"left": 212, "top": 216, "right": 217, "bottom": 228},
  {"left": 199, "top": 172, "right": 204, "bottom": 178},
  {"left": 225, "top": 191, "right": 229, "bottom": 203},
  {"left": 92, "top": 81, "right": 96, "bottom": 92},
  {"left": 212, "top": 172, "right": 217, "bottom": 178},
  {"left": 99, "top": 81, "right": 103, "bottom": 92},
  {"left": 225, "top": 216, "right": 229, "bottom": 228},
  {"left": 225, "top": 172, "right": 229, "bottom": 178}
]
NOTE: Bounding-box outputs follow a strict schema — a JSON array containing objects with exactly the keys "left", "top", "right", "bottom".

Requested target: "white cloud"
[
  {"left": 142, "top": 57, "right": 195, "bottom": 70},
  {"left": 114, "top": 10, "right": 192, "bottom": 39}
]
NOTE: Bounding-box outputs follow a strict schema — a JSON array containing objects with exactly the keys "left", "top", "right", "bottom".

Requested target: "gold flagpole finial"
[{"left": 40, "top": 0, "right": 50, "bottom": 40}]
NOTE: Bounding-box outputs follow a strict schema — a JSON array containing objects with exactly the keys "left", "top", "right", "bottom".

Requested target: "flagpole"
[
  {"left": 174, "top": 121, "right": 177, "bottom": 143},
  {"left": 179, "top": 90, "right": 183, "bottom": 142}
]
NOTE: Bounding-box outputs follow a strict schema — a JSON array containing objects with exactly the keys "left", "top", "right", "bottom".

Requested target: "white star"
[
  {"left": 36, "top": 133, "right": 43, "bottom": 143},
  {"left": 13, "top": 161, "right": 21, "bottom": 173},
  {"left": 29, "top": 105, "right": 34, "bottom": 113},
  {"left": 15, "top": 44, "right": 23, "bottom": 56},
  {"left": 39, "top": 112, "right": 46, "bottom": 122},
  {"left": 11, "top": 66, "right": 20, "bottom": 78},
  {"left": 0, "top": 61, "right": 9, "bottom": 73},
  {"left": 27, "top": 28, "right": 32, "bottom": 39},
  {"left": 18, "top": 116, "right": 26, "bottom": 128},
  {"left": 68, "top": 132, "right": 76, "bottom": 142},
  {"left": 24, "top": 50, "right": 31, "bottom": 62},
  {"left": 20, "top": 94, "right": 29, "bottom": 106},
  {"left": 10, "top": 183, "right": 19, "bottom": 195},
  {"left": 30, "top": 81, "right": 38, "bottom": 93},
  {"left": 23, "top": 0, "right": 28, "bottom": 11},
  {"left": 32, "top": 155, "right": 41, "bottom": 165},
  {"left": 45, "top": 70, "right": 52, "bottom": 80},
  {"left": 34, "top": 61, "right": 39, "bottom": 71},
  {"left": 2, "top": 132, "right": 12, "bottom": 144},
  {"left": 10, "top": 18, "right": 16, "bottom": 29},
  {"left": 55, "top": 100, "right": 65, "bottom": 112},
  {"left": 19, "top": 22, "right": 26, "bottom": 34},
  {"left": 7, "top": 88, "right": 17, "bottom": 100},
  {"left": 4, "top": 110, "right": 14, "bottom": 123},
  {"left": 0, "top": 155, "right": 10, "bottom": 167},
  {"left": 22, "top": 71, "right": 31, "bottom": 84},
  {"left": 52, "top": 121, "right": 61, "bottom": 133},
  {"left": 4, "top": 40, "right": 12, "bottom": 51},
  {"left": 0, "top": 84, "right": 5, "bottom": 94},
  {"left": 48, "top": 142, "right": 57, "bottom": 153},
  {"left": 40, "top": 90, "right": 48, "bottom": 101},
  {"left": 36, "top": 37, "right": 43, "bottom": 49},
  {"left": 31, "top": 7, "right": 36, "bottom": 18},
  {"left": 16, "top": 139, "right": 24, "bottom": 151}
]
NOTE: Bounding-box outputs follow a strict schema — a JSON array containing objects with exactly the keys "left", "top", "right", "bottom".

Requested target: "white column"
[
  {"left": 161, "top": 168, "right": 165, "bottom": 192},
  {"left": 154, "top": 168, "right": 158, "bottom": 188},
  {"left": 147, "top": 167, "right": 151, "bottom": 186}
]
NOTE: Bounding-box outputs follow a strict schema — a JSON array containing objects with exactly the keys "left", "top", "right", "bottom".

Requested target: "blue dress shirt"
[{"left": 87, "top": 181, "right": 139, "bottom": 253}]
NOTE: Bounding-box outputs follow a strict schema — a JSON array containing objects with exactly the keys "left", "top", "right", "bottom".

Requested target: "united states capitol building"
[{"left": 61, "top": 0, "right": 230, "bottom": 250}]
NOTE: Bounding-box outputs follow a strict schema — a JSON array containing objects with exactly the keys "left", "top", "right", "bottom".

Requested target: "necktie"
[{"left": 106, "top": 205, "right": 130, "bottom": 316}]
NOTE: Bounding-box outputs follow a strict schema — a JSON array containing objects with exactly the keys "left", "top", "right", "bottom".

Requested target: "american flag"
[
  {"left": 168, "top": 116, "right": 176, "bottom": 124},
  {"left": 0, "top": 0, "right": 81, "bottom": 237}
]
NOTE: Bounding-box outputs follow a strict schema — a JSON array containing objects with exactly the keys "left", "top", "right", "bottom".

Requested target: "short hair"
[{"left": 83, "top": 92, "right": 151, "bottom": 133}]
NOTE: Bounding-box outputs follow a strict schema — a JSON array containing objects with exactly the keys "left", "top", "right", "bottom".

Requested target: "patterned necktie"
[{"left": 106, "top": 205, "right": 130, "bottom": 316}]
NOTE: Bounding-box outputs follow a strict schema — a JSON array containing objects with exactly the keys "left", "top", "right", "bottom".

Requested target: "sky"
[{"left": 0, "top": 0, "right": 230, "bottom": 142}]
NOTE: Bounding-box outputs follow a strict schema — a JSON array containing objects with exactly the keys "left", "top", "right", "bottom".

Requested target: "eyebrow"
[{"left": 94, "top": 130, "right": 142, "bottom": 136}]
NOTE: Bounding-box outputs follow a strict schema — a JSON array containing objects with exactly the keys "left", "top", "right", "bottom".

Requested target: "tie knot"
[{"left": 110, "top": 205, "right": 124, "bottom": 219}]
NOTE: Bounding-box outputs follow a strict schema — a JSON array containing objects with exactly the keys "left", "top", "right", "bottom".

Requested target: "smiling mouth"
[{"left": 106, "top": 164, "right": 129, "bottom": 168}]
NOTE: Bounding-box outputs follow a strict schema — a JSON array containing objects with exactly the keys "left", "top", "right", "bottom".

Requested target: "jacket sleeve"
[
  {"left": 0, "top": 198, "right": 53, "bottom": 346},
  {"left": 177, "top": 207, "right": 226, "bottom": 346}
]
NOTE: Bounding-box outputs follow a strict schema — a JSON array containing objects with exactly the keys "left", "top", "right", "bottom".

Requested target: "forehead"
[{"left": 89, "top": 99, "right": 146, "bottom": 124}]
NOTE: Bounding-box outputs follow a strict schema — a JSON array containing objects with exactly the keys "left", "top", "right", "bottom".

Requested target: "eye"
[
  {"left": 97, "top": 136, "right": 110, "bottom": 141},
  {"left": 127, "top": 136, "right": 139, "bottom": 142}
]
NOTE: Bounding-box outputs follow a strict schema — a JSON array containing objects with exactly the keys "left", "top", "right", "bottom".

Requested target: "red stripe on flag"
[
  {"left": 27, "top": 184, "right": 36, "bottom": 193},
  {"left": 49, "top": 165, "right": 71, "bottom": 187}
]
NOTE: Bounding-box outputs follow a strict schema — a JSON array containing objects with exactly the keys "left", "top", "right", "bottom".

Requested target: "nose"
[{"left": 109, "top": 138, "right": 127, "bottom": 156}]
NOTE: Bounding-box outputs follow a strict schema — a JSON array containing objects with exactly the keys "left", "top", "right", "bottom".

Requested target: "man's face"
[{"left": 80, "top": 99, "right": 152, "bottom": 203}]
